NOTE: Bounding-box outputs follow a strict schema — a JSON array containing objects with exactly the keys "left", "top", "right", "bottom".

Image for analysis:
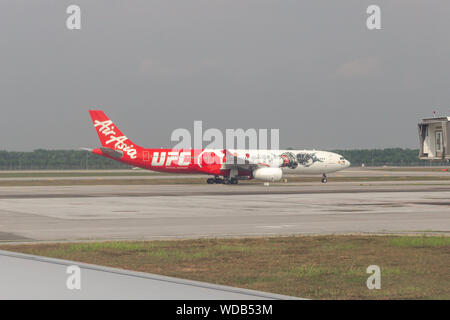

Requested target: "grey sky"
[{"left": 1, "top": 0, "right": 449, "bottom": 151}]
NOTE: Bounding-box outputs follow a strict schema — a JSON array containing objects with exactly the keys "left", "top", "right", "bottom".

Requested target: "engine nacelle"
[{"left": 252, "top": 167, "right": 283, "bottom": 182}]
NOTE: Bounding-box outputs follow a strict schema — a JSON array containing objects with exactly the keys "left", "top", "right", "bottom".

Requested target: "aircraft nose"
[{"left": 345, "top": 159, "right": 351, "bottom": 167}]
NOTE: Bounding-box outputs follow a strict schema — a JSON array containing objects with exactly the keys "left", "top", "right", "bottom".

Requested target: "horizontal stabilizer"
[{"left": 99, "top": 147, "right": 124, "bottom": 159}]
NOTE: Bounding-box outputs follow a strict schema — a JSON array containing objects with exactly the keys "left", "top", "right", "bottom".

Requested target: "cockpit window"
[{"left": 340, "top": 157, "right": 345, "bottom": 160}]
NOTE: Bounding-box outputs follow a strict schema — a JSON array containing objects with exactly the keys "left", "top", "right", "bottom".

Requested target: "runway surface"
[
  {"left": 1, "top": 167, "right": 449, "bottom": 181},
  {"left": 0, "top": 250, "right": 293, "bottom": 299},
  {"left": 0, "top": 182, "right": 449, "bottom": 242}
]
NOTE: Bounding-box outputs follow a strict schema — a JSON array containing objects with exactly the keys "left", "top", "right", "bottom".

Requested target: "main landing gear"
[
  {"left": 321, "top": 173, "right": 328, "bottom": 183},
  {"left": 207, "top": 176, "right": 238, "bottom": 184}
]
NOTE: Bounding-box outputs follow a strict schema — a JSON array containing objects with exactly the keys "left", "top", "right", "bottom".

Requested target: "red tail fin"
[{"left": 89, "top": 110, "right": 141, "bottom": 159}]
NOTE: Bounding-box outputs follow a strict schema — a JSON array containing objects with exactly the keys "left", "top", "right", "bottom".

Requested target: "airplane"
[{"left": 86, "top": 110, "right": 351, "bottom": 184}]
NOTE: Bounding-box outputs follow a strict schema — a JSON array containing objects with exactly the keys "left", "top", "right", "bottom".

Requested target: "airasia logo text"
[{"left": 94, "top": 120, "right": 138, "bottom": 159}]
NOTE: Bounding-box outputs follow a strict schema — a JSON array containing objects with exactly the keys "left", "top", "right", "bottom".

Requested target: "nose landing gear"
[{"left": 321, "top": 174, "right": 328, "bottom": 183}]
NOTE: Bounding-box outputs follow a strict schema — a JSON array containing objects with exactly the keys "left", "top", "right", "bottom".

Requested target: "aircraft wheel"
[
  {"left": 214, "top": 178, "right": 223, "bottom": 184},
  {"left": 230, "top": 178, "right": 238, "bottom": 185},
  {"left": 207, "top": 178, "right": 215, "bottom": 184},
  {"left": 321, "top": 178, "right": 328, "bottom": 183}
]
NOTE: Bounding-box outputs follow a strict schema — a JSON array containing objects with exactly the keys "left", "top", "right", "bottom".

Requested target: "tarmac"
[
  {"left": 1, "top": 166, "right": 449, "bottom": 181},
  {"left": 0, "top": 181, "right": 449, "bottom": 242}
]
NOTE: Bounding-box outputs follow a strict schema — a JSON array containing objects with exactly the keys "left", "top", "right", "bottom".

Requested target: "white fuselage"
[{"left": 223, "top": 149, "right": 351, "bottom": 174}]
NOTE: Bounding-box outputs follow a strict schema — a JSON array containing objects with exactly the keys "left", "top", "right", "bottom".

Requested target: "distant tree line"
[
  {"left": 331, "top": 148, "right": 446, "bottom": 167},
  {"left": 0, "top": 148, "right": 446, "bottom": 170},
  {"left": 0, "top": 149, "right": 129, "bottom": 170}
]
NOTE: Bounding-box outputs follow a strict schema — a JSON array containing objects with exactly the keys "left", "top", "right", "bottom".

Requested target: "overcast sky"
[{"left": 1, "top": 0, "right": 449, "bottom": 151}]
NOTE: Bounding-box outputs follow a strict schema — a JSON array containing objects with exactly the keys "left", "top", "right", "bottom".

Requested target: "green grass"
[
  {"left": 287, "top": 265, "right": 329, "bottom": 277},
  {"left": 0, "top": 171, "right": 169, "bottom": 178},
  {"left": 67, "top": 241, "right": 161, "bottom": 252},
  {"left": 370, "top": 167, "right": 450, "bottom": 172},
  {"left": 0, "top": 178, "right": 207, "bottom": 186},
  {"left": 388, "top": 236, "right": 450, "bottom": 247}
]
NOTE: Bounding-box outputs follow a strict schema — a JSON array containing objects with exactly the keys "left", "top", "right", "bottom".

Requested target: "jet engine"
[{"left": 252, "top": 167, "right": 283, "bottom": 182}]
